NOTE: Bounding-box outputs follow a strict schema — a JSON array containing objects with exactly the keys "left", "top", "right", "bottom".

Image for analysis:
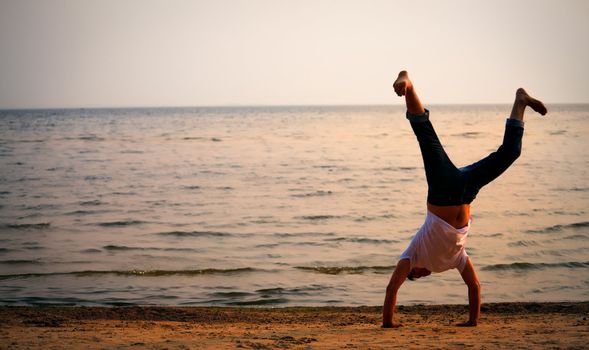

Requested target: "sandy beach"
[{"left": 1, "top": 302, "right": 587, "bottom": 349}]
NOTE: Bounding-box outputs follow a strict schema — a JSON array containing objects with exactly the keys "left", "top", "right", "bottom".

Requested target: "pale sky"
[{"left": 1, "top": 0, "right": 588, "bottom": 108}]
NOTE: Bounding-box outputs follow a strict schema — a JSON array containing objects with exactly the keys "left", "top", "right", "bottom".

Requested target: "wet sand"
[{"left": 1, "top": 302, "right": 588, "bottom": 349}]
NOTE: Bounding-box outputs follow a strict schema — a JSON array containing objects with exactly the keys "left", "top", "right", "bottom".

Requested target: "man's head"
[{"left": 407, "top": 267, "right": 431, "bottom": 281}]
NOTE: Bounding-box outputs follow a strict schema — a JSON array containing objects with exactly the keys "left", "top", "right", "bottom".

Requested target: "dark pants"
[{"left": 407, "top": 109, "right": 524, "bottom": 206}]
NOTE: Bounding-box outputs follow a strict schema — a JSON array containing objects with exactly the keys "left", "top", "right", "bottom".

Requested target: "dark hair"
[{"left": 407, "top": 270, "right": 415, "bottom": 281}]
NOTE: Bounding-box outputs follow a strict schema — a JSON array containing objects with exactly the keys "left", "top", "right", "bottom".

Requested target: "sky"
[{"left": 0, "top": 0, "right": 588, "bottom": 108}]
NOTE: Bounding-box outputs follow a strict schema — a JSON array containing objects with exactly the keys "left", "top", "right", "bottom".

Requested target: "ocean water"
[{"left": 0, "top": 105, "right": 587, "bottom": 306}]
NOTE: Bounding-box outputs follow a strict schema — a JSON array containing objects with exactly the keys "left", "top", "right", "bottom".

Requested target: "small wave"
[
  {"left": 295, "top": 265, "right": 393, "bottom": 275},
  {"left": 299, "top": 215, "right": 341, "bottom": 221},
  {"left": 97, "top": 220, "right": 146, "bottom": 227},
  {"left": 255, "top": 285, "right": 330, "bottom": 296},
  {"left": 2, "top": 223, "right": 50, "bottom": 230},
  {"left": 481, "top": 232, "right": 504, "bottom": 238},
  {"left": 157, "top": 230, "right": 232, "bottom": 237},
  {"left": 377, "top": 166, "right": 416, "bottom": 172},
  {"left": 324, "top": 237, "right": 398, "bottom": 244},
  {"left": 526, "top": 221, "right": 589, "bottom": 234},
  {"left": 225, "top": 298, "right": 289, "bottom": 306},
  {"left": 563, "top": 234, "right": 588, "bottom": 240},
  {"left": 507, "top": 240, "right": 539, "bottom": 247},
  {"left": 79, "top": 200, "right": 103, "bottom": 206},
  {"left": 0, "top": 259, "right": 43, "bottom": 265},
  {"left": 482, "top": 261, "right": 589, "bottom": 271},
  {"left": 65, "top": 209, "right": 111, "bottom": 216},
  {"left": 553, "top": 186, "right": 589, "bottom": 192},
  {"left": 354, "top": 216, "right": 382, "bottom": 222},
  {"left": 292, "top": 241, "right": 331, "bottom": 247},
  {"left": 103, "top": 245, "right": 198, "bottom": 252},
  {"left": 81, "top": 248, "right": 102, "bottom": 253},
  {"left": 255, "top": 243, "right": 280, "bottom": 248},
  {"left": 452, "top": 131, "right": 483, "bottom": 138},
  {"left": 0, "top": 267, "right": 261, "bottom": 280},
  {"left": 183, "top": 185, "right": 201, "bottom": 190},
  {"left": 182, "top": 136, "right": 222, "bottom": 142},
  {"left": 77, "top": 135, "right": 105, "bottom": 141},
  {"left": 23, "top": 245, "right": 44, "bottom": 250},
  {"left": 84, "top": 175, "right": 112, "bottom": 181},
  {"left": 209, "top": 291, "right": 255, "bottom": 298},
  {"left": 273, "top": 232, "right": 335, "bottom": 238},
  {"left": 291, "top": 190, "right": 333, "bottom": 198}
]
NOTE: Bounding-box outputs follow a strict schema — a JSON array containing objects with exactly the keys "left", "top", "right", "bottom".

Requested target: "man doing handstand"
[{"left": 382, "top": 71, "right": 547, "bottom": 328}]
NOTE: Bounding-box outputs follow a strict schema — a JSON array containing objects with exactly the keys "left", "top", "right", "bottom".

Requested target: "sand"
[{"left": 1, "top": 302, "right": 588, "bottom": 349}]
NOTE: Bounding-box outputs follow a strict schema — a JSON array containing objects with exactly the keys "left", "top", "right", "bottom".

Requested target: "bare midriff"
[{"left": 427, "top": 203, "right": 471, "bottom": 229}]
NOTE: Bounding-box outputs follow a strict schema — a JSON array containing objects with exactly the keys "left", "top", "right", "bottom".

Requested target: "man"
[{"left": 382, "top": 70, "right": 547, "bottom": 328}]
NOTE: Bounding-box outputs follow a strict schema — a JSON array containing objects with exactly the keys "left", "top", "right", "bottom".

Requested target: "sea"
[{"left": 0, "top": 105, "right": 587, "bottom": 307}]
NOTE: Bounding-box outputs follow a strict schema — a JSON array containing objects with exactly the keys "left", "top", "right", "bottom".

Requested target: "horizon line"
[{"left": 1, "top": 102, "right": 587, "bottom": 111}]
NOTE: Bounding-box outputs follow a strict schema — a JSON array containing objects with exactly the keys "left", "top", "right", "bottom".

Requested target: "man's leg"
[
  {"left": 393, "top": 70, "right": 425, "bottom": 115},
  {"left": 509, "top": 88, "right": 547, "bottom": 121},
  {"left": 461, "top": 88, "right": 547, "bottom": 192},
  {"left": 393, "top": 71, "right": 460, "bottom": 204}
]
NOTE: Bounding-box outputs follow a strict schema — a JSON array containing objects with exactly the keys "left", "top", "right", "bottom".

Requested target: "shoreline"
[{"left": 1, "top": 302, "right": 588, "bottom": 349}]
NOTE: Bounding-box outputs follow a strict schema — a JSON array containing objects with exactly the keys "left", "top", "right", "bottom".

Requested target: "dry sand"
[{"left": 1, "top": 302, "right": 588, "bottom": 349}]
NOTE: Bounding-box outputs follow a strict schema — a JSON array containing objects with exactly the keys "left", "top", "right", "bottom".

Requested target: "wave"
[
  {"left": 553, "top": 186, "right": 589, "bottom": 192},
  {"left": 1, "top": 223, "right": 50, "bottom": 230},
  {"left": 273, "top": 232, "right": 335, "bottom": 238},
  {"left": 451, "top": 131, "right": 483, "bottom": 138},
  {"left": 79, "top": 200, "right": 104, "bottom": 206},
  {"left": 482, "top": 261, "right": 589, "bottom": 271},
  {"left": 97, "top": 220, "right": 146, "bottom": 227},
  {"left": 291, "top": 190, "right": 333, "bottom": 198},
  {"left": 62, "top": 135, "right": 105, "bottom": 142},
  {"left": 563, "top": 234, "right": 589, "bottom": 240},
  {"left": 65, "top": 209, "right": 111, "bottom": 216},
  {"left": 182, "top": 137, "right": 222, "bottom": 142},
  {"left": 526, "top": 221, "right": 589, "bottom": 234},
  {"left": 0, "top": 267, "right": 262, "bottom": 280},
  {"left": 324, "top": 237, "right": 399, "bottom": 244},
  {"left": 507, "top": 240, "right": 539, "bottom": 247},
  {"left": 255, "top": 284, "right": 331, "bottom": 296},
  {"left": 157, "top": 230, "right": 233, "bottom": 237},
  {"left": 375, "top": 166, "right": 416, "bottom": 172},
  {"left": 102, "top": 245, "right": 199, "bottom": 252},
  {"left": 0, "top": 259, "right": 43, "bottom": 265},
  {"left": 81, "top": 248, "right": 102, "bottom": 253},
  {"left": 299, "top": 215, "right": 341, "bottom": 221},
  {"left": 295, "top": 265, "right": 393, "bottom": 275},
  {"left": 224, "top": 298, "right": 289, "bottom": 306}
]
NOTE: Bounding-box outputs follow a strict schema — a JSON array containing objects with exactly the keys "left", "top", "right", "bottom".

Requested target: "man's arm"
[
  {"left": 382, "top": 259, "right": 411, "bottom": 328},
  {"left": 458, "top": 258, "right": 481, "bottom": 326}
]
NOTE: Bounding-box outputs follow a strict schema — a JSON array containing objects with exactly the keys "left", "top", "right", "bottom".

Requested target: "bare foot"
[
  {"left": 393, "top": 70, "right": 412, "bottom": 97},
  {"left": 516, "top": 88, "right": 547, "bottom": 116},
  {"left": 456, "top": 320, "right": 478, "bottom": 327}
]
